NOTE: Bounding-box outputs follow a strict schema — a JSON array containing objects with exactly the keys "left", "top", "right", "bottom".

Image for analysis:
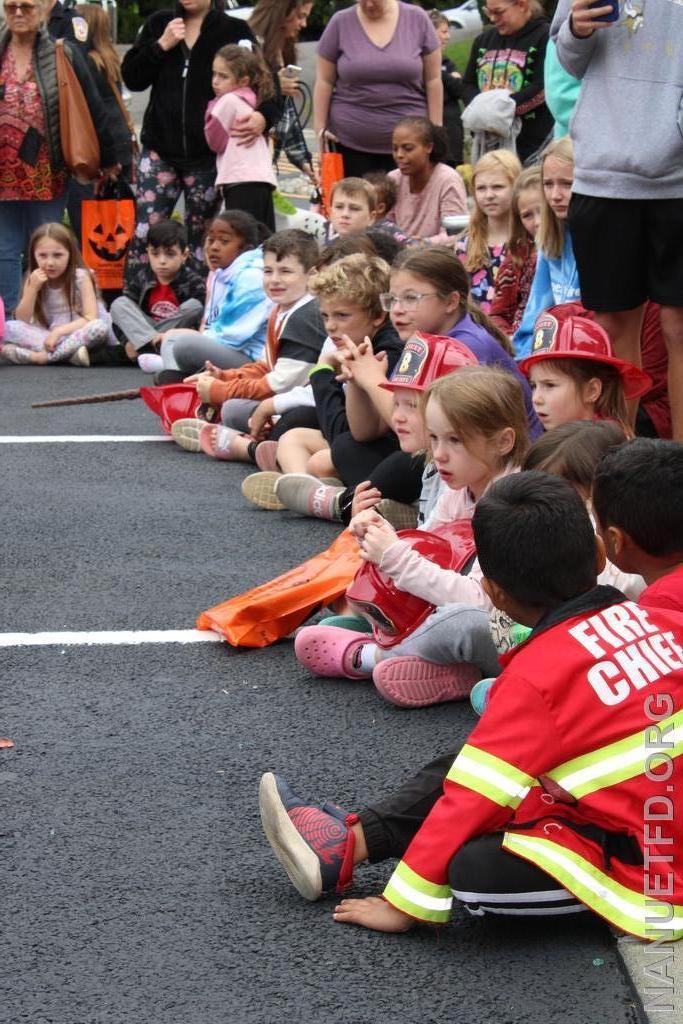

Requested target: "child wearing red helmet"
[{"left": 520, "top": 308, "right": 652, "bottom": 434}]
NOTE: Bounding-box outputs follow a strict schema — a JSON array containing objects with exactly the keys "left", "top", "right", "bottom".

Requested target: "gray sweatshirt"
[{"left": 551, "top": 0, "right": 683, "bottom": 199}]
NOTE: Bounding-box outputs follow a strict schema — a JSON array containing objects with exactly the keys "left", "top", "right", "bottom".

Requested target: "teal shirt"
[{"left": 544, "top": 39, "right": 579, "bottom": 139}]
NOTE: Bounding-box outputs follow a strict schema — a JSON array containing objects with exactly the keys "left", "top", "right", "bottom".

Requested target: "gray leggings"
[
  {"left": 160, "top": 330, "right": 250, "bottom": 373},
  {"left": 221, "top": 398, "right": 259, "bottom": 430},
  {"left": 375, "top": 603, "right": 501, "bottom": 677}
]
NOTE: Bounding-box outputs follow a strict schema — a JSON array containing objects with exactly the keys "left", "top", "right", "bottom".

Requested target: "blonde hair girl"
[
  {"left": 490, "top": 166, "right": 542, "bottom": 335},
  {"left": 454, "top": 149, "right": 521, "bottom": 313},
  {"left": 293, "top": 365, "right": 530, "bottom": 690},
  {"left": 512, "top": 136, "right": 581, "bottom": 359}
]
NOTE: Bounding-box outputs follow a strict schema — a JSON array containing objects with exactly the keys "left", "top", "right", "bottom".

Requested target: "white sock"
[{"left": 357, "top": 643, "right": 378, "bottom": 674}]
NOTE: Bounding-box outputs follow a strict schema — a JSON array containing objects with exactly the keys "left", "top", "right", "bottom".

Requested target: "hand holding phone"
[{"left": 590, "top": 0, "right": 619, "bottom": 22}]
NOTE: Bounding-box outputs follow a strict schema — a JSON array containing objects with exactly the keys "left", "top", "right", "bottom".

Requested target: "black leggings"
[
  {"left": 336, "top": 143, "right": 395, "bottom": 178},
  {"left": 338, "top": 450, "right": 425, "bottom": 524},
  {"left": 358, "top": 752, "right": 584, "bottom": 918}
]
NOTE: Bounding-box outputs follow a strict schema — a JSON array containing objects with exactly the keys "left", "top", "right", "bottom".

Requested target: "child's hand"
[
  {"left": 43, "top": 329, "right": 61, "bottom": 352},
  {"left": 359, "top": 520, "right": 399, "bottom": 563},
  {"left": 195, "top": 374, "right": 214, "bottom": 402},
  {"left": 351, "top": 480, "right": 382, "bottom": 518},
  {"left": 343, "top": 337, "right": 388, "bottom": 390},
  {"left": 28, "top": 268, "right": 48, "bottom": 290},
  {"left": 333, "top": 896, "right": 415, "bottom": 933},
  {"left": 349, "top": 506, "right": 384, "bottom": 541},
  {"left": 184, "top": 361, "right": 222, "bottom": 385},
  {"left": 248, "top": 398, "right": 275, "bottom": 440}
]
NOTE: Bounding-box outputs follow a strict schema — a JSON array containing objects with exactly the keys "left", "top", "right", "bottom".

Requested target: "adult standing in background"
[
  {"left": 122, "top": 0, "right": 278, "bottom": 275},
  {"left": 248, "top": 0, "right": 316, "bottom": 184},
  {"left": 0, "top": 0, "right": 116, "bottom": 311},
  {"left": 462, "top": 0, "right": 552, "bottom": 164},
  {"left": 552, "top": 0, "right": 683, "bottom": 440},
  {"left": 314, "top": 0, "right": 443, "bottom": 178}
]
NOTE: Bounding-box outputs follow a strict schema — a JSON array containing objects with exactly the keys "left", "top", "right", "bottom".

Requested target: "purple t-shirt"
[{"left": 318, "top": 2, "right": 439, "bottom": 154}]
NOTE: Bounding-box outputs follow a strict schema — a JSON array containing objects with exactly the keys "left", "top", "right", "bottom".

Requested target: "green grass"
[{"left": 445, "top": 39, "right": 473, "bottom": 72}]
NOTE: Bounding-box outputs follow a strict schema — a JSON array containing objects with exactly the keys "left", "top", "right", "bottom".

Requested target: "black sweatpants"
[
  {"left": 358, "top": 751, "right": 584, "bottom": 917},
  {"left": 337, "top": 450, "right": 426, "bottom": 524}
]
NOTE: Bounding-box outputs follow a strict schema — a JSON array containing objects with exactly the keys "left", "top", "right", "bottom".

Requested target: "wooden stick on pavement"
[{"left": 32, "top": 389, "right": 142, "bottom": 409}]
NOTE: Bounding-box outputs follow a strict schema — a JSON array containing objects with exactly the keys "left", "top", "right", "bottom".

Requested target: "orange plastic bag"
[
  {"left": 319, "top": 142, "right": 345, "bottom": 217},
  {"left": 197, "top": 529, "right": 361, "bottom": 647}
]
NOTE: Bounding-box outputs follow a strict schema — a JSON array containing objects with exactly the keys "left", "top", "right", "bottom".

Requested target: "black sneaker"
[
  {"left": 259, "top": 772, "right": 356, "bottom": 901},
  {"left": 153, "top": 369, "right": 187, "bottom": 386}
]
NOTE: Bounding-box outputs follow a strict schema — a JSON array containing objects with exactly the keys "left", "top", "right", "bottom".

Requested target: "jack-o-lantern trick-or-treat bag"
[{"left": 81, "top": 180, "right": 136, "bottom": 290}]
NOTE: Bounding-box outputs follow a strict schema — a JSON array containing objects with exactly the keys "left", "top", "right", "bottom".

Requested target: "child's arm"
[
  {"left": 339, "top": 337, "right": 394, "bottom": 442},
  {"left": 512, "top": 252, "right": 554, "bottom": 359},
  {"left": 43, "top": 274, "right": 100, "bottom": 350},
  {"left": 14, "top": 269, "right": 48, "bottom": 323},
  {"left": 362, "top": 520, "right": 491, "bottom": 611},
  {"left": 204, "top": 95, "right": 236, "bottom": 154},
  {"left": 424, "top": 172, "right": 468, "bottom": 246}
]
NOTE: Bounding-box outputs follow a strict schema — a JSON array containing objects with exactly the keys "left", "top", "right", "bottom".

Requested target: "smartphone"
[
  {"left": 590, "top": 0, "right": 619, "bottom": 22},
  {"left": 284, "top": 64, "right": 302, "bottom": 77}
]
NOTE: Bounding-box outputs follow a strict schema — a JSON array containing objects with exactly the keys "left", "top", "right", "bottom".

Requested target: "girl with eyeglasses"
[{"left": 461, "top": 0, "right": 552, "bottom": 164}]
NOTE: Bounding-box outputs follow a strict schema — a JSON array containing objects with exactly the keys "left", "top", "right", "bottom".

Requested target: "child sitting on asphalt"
[
  {"left": 110, "top": 220, "right": 206, "bottom": 367},
  {"left": 153, "top": 210, "right": 272, "bottom": 383},
  {"left": 240, "top": 253, "right": 404, "bottom": 512},
  {"left": 259, "top": 444, "right": 683, "bottom": 941},
  {"left": 169, "top": 230, "right": 325, "bottom": 463},
  {"left": 293, "top": 365, "right": 529, "bottom": 690}
]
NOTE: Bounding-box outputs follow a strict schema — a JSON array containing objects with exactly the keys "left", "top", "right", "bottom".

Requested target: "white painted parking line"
[
  {"left": 0, "top": 629, "right": 222, "bottom": 648},
  {"left": 0, "top": 436, "right": 172, "bottom": 443}
]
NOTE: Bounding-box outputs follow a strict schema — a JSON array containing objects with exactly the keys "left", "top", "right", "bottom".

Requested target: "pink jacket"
[{"left": 204, "top": 87, "right": 277, "bottom": 189}]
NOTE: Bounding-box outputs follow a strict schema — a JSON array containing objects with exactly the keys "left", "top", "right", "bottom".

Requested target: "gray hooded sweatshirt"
[{"left": 551, "top": 0, "right": 683, "bottom": 199}]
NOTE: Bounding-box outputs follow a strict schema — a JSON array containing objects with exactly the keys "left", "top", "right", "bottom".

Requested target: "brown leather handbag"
[{"left": 55, "top": 39, "right": 101, "bottom": 182}]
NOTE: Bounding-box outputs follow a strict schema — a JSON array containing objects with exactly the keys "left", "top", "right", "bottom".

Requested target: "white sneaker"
[
  {"left": 68, "top": 345, "right": 90, "bottom": 367},
  {"left": 137, "top": 353, "right": 163, "bottom": 374}
]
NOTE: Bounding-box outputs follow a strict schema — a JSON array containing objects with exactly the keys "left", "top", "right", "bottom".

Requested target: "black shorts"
[{"left": 567, "top": 193, "right": 683, "bottom": 312}]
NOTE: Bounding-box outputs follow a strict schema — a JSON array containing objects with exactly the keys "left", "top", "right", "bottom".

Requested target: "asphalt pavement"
[{"left": 0, "top": 366, "right": 644, "bottom": 1024}]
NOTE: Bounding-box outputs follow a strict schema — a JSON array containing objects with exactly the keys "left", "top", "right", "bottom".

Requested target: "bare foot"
[
  {"left": 124, "top": 341, "right": 138, "bottom": 362},
  {"left": 0, "top": 738, "right": 14, "bottom": 748},
  {"left": 332, "top": 896, "right": 415, "bottom": 932},
  {"left": 31, "top": 351, "right": 49, "bottom": 365}
]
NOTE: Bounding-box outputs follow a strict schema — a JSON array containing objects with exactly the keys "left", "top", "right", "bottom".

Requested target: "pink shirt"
[
  {"left": 378, "top": 464, "right": 519, "bottom": 611},
  {"left": 388, "top": 164, "right": 467, "bottom": 246},
  {"left": 204, "top": 87, "right": 277, "bottom": 189}
]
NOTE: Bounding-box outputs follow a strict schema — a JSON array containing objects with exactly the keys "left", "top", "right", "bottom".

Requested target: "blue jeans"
[{"left": 0, "top": 196, "right": 68, "bottom": 312}]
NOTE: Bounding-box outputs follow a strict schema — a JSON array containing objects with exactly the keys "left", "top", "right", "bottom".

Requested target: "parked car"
[{"left": 442, "top": 0, "right": 483, "bottom": 43}]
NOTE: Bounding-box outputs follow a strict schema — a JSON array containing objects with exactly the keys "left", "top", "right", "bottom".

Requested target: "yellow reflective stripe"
[
  {"left": 447, "top": 744, "right": 536, "bottom": 809},
  {"left": 549, "top": 709, "right": 683, "bottom": 800},
  {"left": 383, "top": 861, "right": 452, "bottom": 924},
  {"left": 503, "top": 833, "right": 683, "bottom": 941}
]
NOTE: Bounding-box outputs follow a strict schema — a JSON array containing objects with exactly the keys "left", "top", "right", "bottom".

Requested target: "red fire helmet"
[
  {"left": 518, "top": 307, "right": 652, "bottom": 400},
  {"left": 379, "top": 332, "right": 478, "bottom": 393},
  {"left": 139, "top": 384, "right": 204, "bottom": 433},
  {"left": 346, "top": 519, "right": 476, "bottom": 648}
]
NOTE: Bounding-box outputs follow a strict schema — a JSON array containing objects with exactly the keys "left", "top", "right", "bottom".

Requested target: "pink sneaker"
[
  {"left": 294, "top": 626, "right": 371, "bottom": 680},
  {"left": 372, "top": 656, "right": 480, "bottom": 708},
  {"left": 254, "top": 439, "right": 279, "bottom": 472}
]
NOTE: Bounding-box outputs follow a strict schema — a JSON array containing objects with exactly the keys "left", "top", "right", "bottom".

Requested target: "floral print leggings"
[
  {"left": 126, "top": 149, "right": 220, "bottom": 279},
  {"left": 1, "top": 318, "right": 110, "bottom": 363}
]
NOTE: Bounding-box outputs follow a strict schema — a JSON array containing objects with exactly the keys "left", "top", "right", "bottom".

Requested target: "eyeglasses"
[
  {"left": 380, "top": 291, "right": 438, "bottom": 312},
  {"left": 4, "top": 3, "right": 39, "bottom": 13}
]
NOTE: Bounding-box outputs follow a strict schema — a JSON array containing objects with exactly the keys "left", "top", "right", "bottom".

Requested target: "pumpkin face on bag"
[
  {"left": 88, "top": 221, "right": 131, "bottom": 263},
  {"left": 81, "top": 192, "right": 136, "bottom": 289}
]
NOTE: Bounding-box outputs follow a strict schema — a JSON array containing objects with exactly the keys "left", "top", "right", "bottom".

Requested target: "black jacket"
[
  {"left": 122, "top": 261, "right": 207, "bottom": 311},
  {"left": 122, "top": 8, "right": 279, "bottom": 168},
  {"left": 462, "top": 15, "right": 552, "bottom": 162},
  {"left": 86, "top": 59, "right": 134, "bottom": 175},
  {"left": 310, "top": 320, "right": 404, "bottom": 446}
]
